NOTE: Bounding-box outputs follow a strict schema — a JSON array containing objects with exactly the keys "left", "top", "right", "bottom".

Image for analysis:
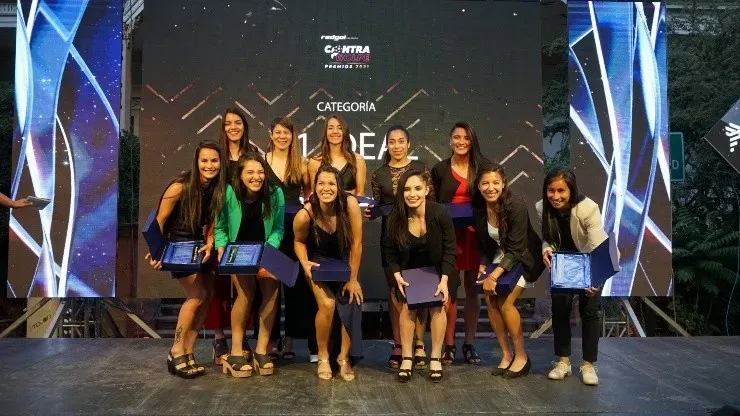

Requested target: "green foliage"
[{"left": 541, "top": 36, "right": 570, "bottom": 173}]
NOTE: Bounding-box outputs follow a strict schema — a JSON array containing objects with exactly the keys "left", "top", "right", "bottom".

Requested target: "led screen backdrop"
[
  {"left": 9, "top": 0, "right": 122, "bottom": 297},
  {"left": 568, "top": 1, "right": 672, "bottom": 296},
  {"left": 138, "top": 0, "right": 543, "bottom": 297}
]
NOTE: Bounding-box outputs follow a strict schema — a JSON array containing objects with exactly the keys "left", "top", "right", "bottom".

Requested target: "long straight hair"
[
  {"left": 173, "top": 140, "right": 226, "bottom": 234},
  {"left": 314, "top": 114, "right": 356, "bottom": 177},
  {"left": 541, "top": 168, "right": 585, "bottom": 249},
  {"left": 382, "top": 124, "right": 411, "bottom": 165},
  {"left": 450, "top": 121, "right": 485, "bottom": 196},
  {"left": 474, "top": 164, "right": 514, "bottom": 245},
  {"left": 268, "top": 117, "right": 304, "bottom": 186},
  {"left": 234, "top": 152, "right": 274, "bottom": 220},
  {"left": 219, "top": 107, "right": 256, "bottom": 159},
  {"left": 308, "top": 165, "right": 352, "bottom": 252},
  {"left": 386, "top": 169, "right": 428, "bottom": 249}
]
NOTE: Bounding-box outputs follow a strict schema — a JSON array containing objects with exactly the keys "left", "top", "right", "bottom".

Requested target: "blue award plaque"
[
  {"left": 142, "top": 209, "right": 204, "bottom": 272},
  {"left": 474, "top": 263, "right": 524, "bottom": 295},
  {"left": 370, "top": 203, "right": 394, "bottom": 219},
  {"left": 260, "top": 244, "right": 300, "bottom": 287},
  {"left": 444, "top": 202, "right": 473, "bottom": 228},
  {"left": 551, "top": 234, "right": 619, "bottom": 292},
  {"left": 218, "top": 242, "right": 264, "bottom": 275},
  {"left": 402, "top": 267, "right": 443, "bottom": 309},
  {"left": 311, "top": 258, "right": 351, "bottom": 282}
]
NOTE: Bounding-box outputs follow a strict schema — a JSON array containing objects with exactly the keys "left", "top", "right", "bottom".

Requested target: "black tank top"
[
  {"left": 266, "top": 162, "right": 302, "bottom": 205},
  {"left": 162, "top": 181, "right": 214, "bottom": 241},
  {"left": 338, "top": 163, "right": 357, "bottom": 191},
  {"left": 305, "top": 209, "right": 344, "bottom": 260}
]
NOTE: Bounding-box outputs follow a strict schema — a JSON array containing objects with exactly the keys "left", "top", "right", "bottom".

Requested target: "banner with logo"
[
  {"left": 704, "top": 98, "right": 740, "bottom": 174},
  {"left": 138, "top": 0, "right": 543, "bottom": 297}
]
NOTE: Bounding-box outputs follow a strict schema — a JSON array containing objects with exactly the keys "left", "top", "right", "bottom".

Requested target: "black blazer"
[
  {"left": 381, "top": 201, "right": 460, "bottom": 289},
  {"left": 431, "top": 157, "right": 491, "bottom": 203},
  {"left": 473, "top": 197, "right": 545, "bottom": 283}
]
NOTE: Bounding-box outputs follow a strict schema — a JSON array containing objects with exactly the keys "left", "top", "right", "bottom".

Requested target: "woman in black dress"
[
  {"left": 293, "top": 165, "right": 364, "bottom": 381},
  {"left": 307, "top": 114, "right": 367, "bottom": 195},
  {"left": 370, "top": 125, "right": 433, "bottom": 369},
  {"left": 146, "top": 141, "right": 225, "bottom": 378},
  {"left": 382, "top": 169, "right": 458, "bottom": 383}
]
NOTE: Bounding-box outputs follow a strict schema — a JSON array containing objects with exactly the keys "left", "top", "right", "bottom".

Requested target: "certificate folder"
[
  {"left": 444, "top": 202, "right": 473, "bottom": 227},
  {"left": 474, "top": 263, "right": 524, "bottom": 295},
  {"left": 402, "top": 267, "right": 443, "bottom": 309},
  {"left": 219, "top": 242, "right": 300, "bottom": 287},
  {"left": 370, "top": 203, "right": 394, "bottom": 219},
  {"left": 551, "top": 235, "right": 619, "bottom": 292},
  {"left": 352, "top": 195, "right": 376, "bottom": 206},
  {"left": 311, "top": 258, "right": 351, "bottom": 282},
  {"left": 284, "top": 204, "right": 302, "bottom": 221},
  {"left": 142, "top": 209, "right": 204, "bottom": 272}
]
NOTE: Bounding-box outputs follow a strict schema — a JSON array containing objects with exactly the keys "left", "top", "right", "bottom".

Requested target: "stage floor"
[{"left": 0, "top": 337, "right": 737, "bottom": 415}]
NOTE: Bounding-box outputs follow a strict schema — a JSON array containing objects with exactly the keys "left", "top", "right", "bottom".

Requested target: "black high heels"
[
  {"left": 166, "top": 352, "right": 199, "bottom": 379},
  {"left": 397, "top": 357, "right": 413, "bottom": 383}
]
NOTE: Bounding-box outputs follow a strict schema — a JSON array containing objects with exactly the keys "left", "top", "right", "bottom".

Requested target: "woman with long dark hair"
[
  {"left": 146, "top": 140, "right": 225, "bottom": 379},
  {"left": 307, "top": 114, "right": 366, "bottom": 194},
  {"left": 293, "top": 165, "right": 364, "bottom": 381},
  {"left": 264, "top": 117, "right": 318, "bottom": 361},
  {"left": 430, "top": 121, "right": 488, "bottom": 365},
  {"left": 215, "top": 153, "right": 285, "bottom": 378},
  {"left": 370, "top": 125, "right": 433, "bottom": 369},
  {"left": 207, "top": 107, "right": 259, "bottom": 364},
  {"left": 382, "top": 170, "right": 457, "bottom": 383},
  {"left": 474, "top": 164, "right": 544, "bottom": 378},
  {"left": 536, "top": 168, "right": 607, "bottom": 386}
]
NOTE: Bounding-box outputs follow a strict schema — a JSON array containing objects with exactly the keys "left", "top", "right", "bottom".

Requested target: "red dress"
[{"left": 450, "top": 169, "right": 479, "bottom": 271}]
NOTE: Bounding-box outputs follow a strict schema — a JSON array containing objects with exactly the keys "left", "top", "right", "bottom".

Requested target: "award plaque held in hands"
[
  {"left": 474, "top": 263, "right": 524, "bottom": 295},
  {"left": 219, "top": 242, "right": 300, "bottom": 287},
  {"left": 402, "top": 267, "right": 444, "bottom": 309},
  {"left": 550, "top": 234, "right": 620, "bottom": 293},
  {"left": 369, "top": 203, "right": 394, "bottom": 219},
  {"left": 142, "top": 210, "right": 204, "bottom": 272},
  {"left": 311, "top": 258, "right": 351, "bottom": 282},
  {"left": 444, "top": 202, "right": 473, "bottom": 228}
]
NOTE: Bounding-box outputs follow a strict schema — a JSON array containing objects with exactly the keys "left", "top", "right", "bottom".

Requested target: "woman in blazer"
[
  {"left": 474, "top": 164, "right": 544, "bottom": 379},
  {"left": 382, "top": 169, "right": 459, "bottom": 383},
  {"left": 215, "top": 153, "right": 285, "bottom": 378},
  {"left": 536, "top": 168, "right": 607, "bottom": 386}
]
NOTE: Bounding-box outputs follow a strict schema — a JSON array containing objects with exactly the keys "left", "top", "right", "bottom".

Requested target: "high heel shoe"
[
  {"left": 397, "top": 357, "right": 413, "bottom": 383},
  {"left": 388, "top": 343, "right": 402, "bottom": 369},
  {"left": 186, "top": 353, "right": 205, "bottom": 376},
  {"left": 503, "top": 357, "right": 531, "bottom": 379},
  {"left": 413, "top": 344, "right": 428, "bottom": 370},
  {"left": 491, "top": 354, "right": 515, "bottom": 377},
  {"left": 317, "top": 358, "right": 332, "bottom": 380},
  {"left": 441, "top": 344, "right": 456, "bottom": 366},
  {"left": 167, "top": 352, "right": 199, "bottom": 379},
  {"left": 336, "top": 358, "right": 355, "bottom": 382},
  {"left": 462, "top": 343, "right": 481, "bottom": 364},
  {"left": 428, "top": 357, "right": 443, "bottom": 383},
  {"left": 223, "top": 354, "right": 253, "bottom": 378},
  {"left": 213, "top": 338, "right": 229, "bottom": 366},
  {"left": 253, "top": 352, "right": 275, "bottom": 376}
]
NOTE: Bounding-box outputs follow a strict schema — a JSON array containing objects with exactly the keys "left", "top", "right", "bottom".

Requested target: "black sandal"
[
  {"left": 223, "top": 354, "right": 253, "bottom": 378},
  {"left": 388, "top": 343, "right": 402, "bottom": 369},
  {"left": 281, "top": 337, "right": 295, "bottom": 360},
  {"left": 253, "top": 352, "right": 275, "bottom": 376},
  {"left": 242, "top": 340, "right": 253, "bottom": 362},
  {"left": 441, "top": 344, "right": 456, "bottom": 366},
  {"left": 397, "top": 357, "right": 413, "bottom": 383},
  {"left": 429, "top": 357, "right": 443, "bottom": 383},
  {"left": 462, "top": 343, "right": 481, "bottom": 364},
  {"left": 212, "top": 338, "right": 229, "bottom": 366},
  {"left": 186, "top": 353, "right": 205, "bottom": 376},
  {"left": 167, "top": 352, "right": 199, "bottom": 379},
  {"left": 414, "top": 344, "right": 428, "bottom": 369}
]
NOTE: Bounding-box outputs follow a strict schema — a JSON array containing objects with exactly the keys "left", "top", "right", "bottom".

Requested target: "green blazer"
[{"left": 215, "top": 184, "right": 285, "bottom": 249}]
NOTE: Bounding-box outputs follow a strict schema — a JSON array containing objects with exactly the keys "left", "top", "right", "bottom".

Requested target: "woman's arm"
[
  {"left": 499, "top": 201, "right": 530, "bottom": 272},
  {"left": 301, "top": 159, "right": 312, "bottom": 201},
  {"left": 354, "top": 153, "right": 367, "bottom": 195},
  {"left": 580, "top": 199, "right": 608, "bottom": 253},
  {"left": 266, "top": 187, "right": 285, "bottom": 249},
  {"left": 346, "top": 196, "right": 363, "bottom": 281},
  {"left": 156, "top": 182, "right": 183, "bottom": 232},
  {"left": 293, "top": 208, "right": 316, "bottom": 277},
  {"left": 306, "top": 158, "right": 320, "bottom": 194}
]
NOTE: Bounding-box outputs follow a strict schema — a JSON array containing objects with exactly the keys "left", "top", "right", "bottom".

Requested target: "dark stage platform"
[{"left": 0, "top": 337, "right": 738, "bottom": 415}]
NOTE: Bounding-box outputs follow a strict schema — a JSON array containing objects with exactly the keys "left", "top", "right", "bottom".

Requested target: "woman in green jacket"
[{"left": 215, "top": 153, "right": 285, "bottom": 378}]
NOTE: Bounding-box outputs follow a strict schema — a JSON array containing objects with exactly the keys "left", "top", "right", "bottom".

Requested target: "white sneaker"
[
  {"left": 547, "top": 361, "right": 572, "bottom": 380},
  {"left": 309, "top": 354, "right": 319, "bottom": 363},
  {"left": 580, "top": 364, "right": 599, "bottom": 385}
]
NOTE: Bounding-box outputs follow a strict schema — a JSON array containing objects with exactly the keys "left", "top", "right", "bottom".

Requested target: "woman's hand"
[
  {"left": 343, "top": 280, "right": 364, "bottom": 305},
  {"left": 363, "top": 205, "right": 373, "bottom": 219},
  {"left": 435, "top": 280, "right": 449, "bottom": 305},
  {"left": 217, "top": 247, "right": 225, "bottom": 262},
  {"left": 11, "top": 198, "right": 32, "bottom": 209},
  {"left": 478, "top": 264, "right": 487, "bottom": 278},
  {"left": 144, "top": 252, "right": 162, "bottom": 270},
  {"left": 303, "top": 261, "right": 321, "bottom": 280},
  {"left": 483, "top": 276, "right": 498, "bottom": 296},
  {"left": 584, "top": 286, "right": 601, "bottom": 297},
  {"left": 543, "top": 247, "right": 553, "bottom": 269},
  {"left": 395, "top": 273, "right": 409, "bottom": 298},
  {"left": 199, "top": 243, "right": 213, "bottom": 263}
]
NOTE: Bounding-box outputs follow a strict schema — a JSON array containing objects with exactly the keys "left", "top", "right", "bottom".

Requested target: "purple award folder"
[
  {"left": 444, "top": 202, "right": 473, "bottom": 228},
  {"left": 311, "top": 258, "right": 351, "bottom": 282},
  {"left": 402, "top": 267, "right": 443, "bottom": 309},
  {"left": 551, "top": 234, "right": 619, "bottom": 293},
  {"left": 142, "top": 209, "right": 204, "bottom": 272},
  {"left": 474, "top": 263, "right": 524, "bottom": 295},
  {"left": 352, "top": 195, "right": 376, "bottom": 206},
  {"left": 370, "top": 203, "right": 394, "bottom": 219},
  {"left": 218, "top": 242, "right": 300, "bottom": 287}
]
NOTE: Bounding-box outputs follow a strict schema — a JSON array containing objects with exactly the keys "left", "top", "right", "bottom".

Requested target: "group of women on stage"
[{"left": 146, "top": 110, "right": 607, "bottom": 386}]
